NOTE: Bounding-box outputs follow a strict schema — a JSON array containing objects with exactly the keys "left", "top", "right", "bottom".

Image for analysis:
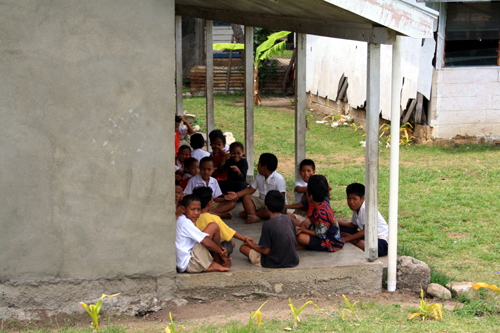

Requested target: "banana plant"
[
  {"left": 287, "top": 298, "right": 324, "bottom": 329},
  {"left": 80, "top": 293, "right": 120, "bottom": 333},
  {"left": 214, "top": 30, "right": 291, "bottom": 106},
  {"left": 247, "top": 300, "right": 268, "bottom": 331}
]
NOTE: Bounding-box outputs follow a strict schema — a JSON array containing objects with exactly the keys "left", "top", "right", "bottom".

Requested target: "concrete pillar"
[
  {"left": 387, "top": 36, "right": 403, "bottom": 292},
  {"left": 206, "top": 20, "right": 214, "bottom": 143},
  {"left": 295, "top": 33, "right": 307, "bottom": 182},
  {"left": 365, "top": 42, "right": 381, "bottom": 261},
  {"left": 175, "top": 15, "right": 183, "bottom": 116},
  {"left": 244, "top": 26, "right": 255, "bottom": 183},
  {"left": 435, "top": 3, "right": 447, "bottom": 70}
]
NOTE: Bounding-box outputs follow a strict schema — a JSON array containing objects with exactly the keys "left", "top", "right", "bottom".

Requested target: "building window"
[{"left": 445, "top": 2, "right": 500, "bottom": 67}]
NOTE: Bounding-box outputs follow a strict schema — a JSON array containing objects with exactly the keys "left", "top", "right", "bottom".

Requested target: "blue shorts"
[{"left": 340, "top": 226, "right": 388, "bottom": 257}]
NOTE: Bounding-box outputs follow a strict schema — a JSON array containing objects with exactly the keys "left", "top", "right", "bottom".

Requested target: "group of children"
[{"left": 174, "top": 116, "right": 389, "bottom": 273}]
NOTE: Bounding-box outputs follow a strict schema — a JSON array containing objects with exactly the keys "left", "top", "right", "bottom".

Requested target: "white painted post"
[
  {"left": 206, "top": 20, "right": 214, "bottom": 144},
  {"left": 365, "top": 43, "right": 381, "bottom": 261},
  {"left": 435, "top": 3, "right": 447, "bottom": 70},
  {"left": 244, "top": 26, "right": 254, "bottom": 183},
  {"left": 295, "top": 33, "right": 307, "bottom": 182},
  {"left": 387, "top": 36, "right": 402, "bottom": 292},
  {"left": 175, "top": 15, "right": 183, "bottom": 117}
]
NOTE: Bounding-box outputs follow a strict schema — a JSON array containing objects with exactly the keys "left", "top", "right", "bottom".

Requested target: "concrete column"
[
  {"left": 206, "top": 20, "right": 214, "bottom": 143},
  {"left": 387, "top": 37, "right": 403, "bottom": 291},
  {"left": 435, "top": 3, "right": 447, "bottom": 69},
  {"left": 175, "top": 15, "right": 183, "bottom": 116},
  {"left": 295, "top": 33, "right": 307, "bottom": 182},
  {"left": 244, "top": 26, "right": 254, "bottom": 182},
  {"left": 365, "top": 42, "right": 381, "bottom": 261}
]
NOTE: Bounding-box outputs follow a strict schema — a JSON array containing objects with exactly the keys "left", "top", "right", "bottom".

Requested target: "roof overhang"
[{"left": 176, "top": 0, "right": 438, "bottom": 44}]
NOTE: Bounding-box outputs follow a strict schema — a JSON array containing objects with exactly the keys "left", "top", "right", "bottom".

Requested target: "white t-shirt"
[
  {"left": 191, "top": 148, "right": 210, "bottom": 163},
  {"left": 183, "top": 174, "right": 222, "bottom": 198},
  {"left": 178, "top": 126, "right": 188, "bottom": 136},
  {"left": 351, "top": 202, "right": 389, "bottom": 241},
  {"left": 250, "top": 171, "right": 287, "bottom": 203},
  {"left": 176, "top": 214, "right": 209, "bottom": 272},
  {"left": 294, "top": 178, "right": 308, "bottom": 203}
]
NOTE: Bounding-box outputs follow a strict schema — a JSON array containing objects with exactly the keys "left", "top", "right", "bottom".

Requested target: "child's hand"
[
  {"left": 229, "top": 165, "right": 240, "bottom": 173},
  {"left": 225, "top": 192, "right": 238, "bottom": 201}
]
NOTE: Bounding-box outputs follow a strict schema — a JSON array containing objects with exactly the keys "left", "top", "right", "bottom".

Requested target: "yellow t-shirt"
[{"left": 195, "top": 213, "right": 236, "bottom": 242}]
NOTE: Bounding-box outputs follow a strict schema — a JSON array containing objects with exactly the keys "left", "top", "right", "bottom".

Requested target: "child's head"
[
  {"left": 177, "top": 145, "right": 191, "bottom": 163},
  {"left": 209, "top": 129, "right": 226, "bottom": 155},
  {"left": 299, "top": 159, "right": 316, "bottom": 183},
  {"left": 258, "top": 153, "right": 278, "bottom": 174},
  {"left": 199, "top": 157, "right": 215, "bottom": 181},
  {"left": 229, "top": 142, "right": 244, "bottom": 162},
  {"left": 315, "top": 174, "right": 331, "bottom": 199},
  {"left": 180, "top": 194, "right": 201, "bottom": 222},
  {"left": 175, "top": 183, "right": 183, "bottom": 204},
  {"left": 183, "top": 157, "right": 199, "bottom": 176},
  {"left": 175, "top": 115, "right": 182, "bottom": 130},
  {"left": 192, "top": 186, "right": 213, "bottom": 210},
  {"left": 190, "top": 133, "right": 205, "bottom": 150},
  {"left": 265, "top": 190, "right": 285, "bottom": 213},
  {"left": 346, "top": 183, "right": 365, "bottom": 212},
  {"left": 307, "top": 175, "right": 328, "bottom": 202}
]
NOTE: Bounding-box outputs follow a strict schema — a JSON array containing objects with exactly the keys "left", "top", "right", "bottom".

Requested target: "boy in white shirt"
[
  {"left": 190, "top": 133, "right": 210, "bottom": 162},
  {"left": 225, "top": 153, "right": 286, "bottom": 224},
  {"left": 338, "top": 183, "right": 389, "bottom": 256}
]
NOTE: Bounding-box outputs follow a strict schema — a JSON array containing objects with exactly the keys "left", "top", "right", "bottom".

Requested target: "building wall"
[
  {"left": 430, "top": 67, "right": 500, "bottom": 140},
  {"left": 0, "top": 0, "right": 176, "bottom": 312}
]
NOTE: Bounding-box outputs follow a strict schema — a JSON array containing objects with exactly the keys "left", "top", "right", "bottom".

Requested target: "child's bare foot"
[
  {"left": 218, "top": 212, "right": 233, "bottom": 219},
  {"left": 247, "top": 215, "right": 261, "bottom": 224},
  {"left": 206, "top": 261, "right": 230, "bottom": 272},
  {"left": 239, "top": 211, "right": 248, "bottom": 218}
]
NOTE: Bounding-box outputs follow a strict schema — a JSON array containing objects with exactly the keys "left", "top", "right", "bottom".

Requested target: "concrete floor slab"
[{"left": 174, "top": 204, "right": 384, "bottom": 299}]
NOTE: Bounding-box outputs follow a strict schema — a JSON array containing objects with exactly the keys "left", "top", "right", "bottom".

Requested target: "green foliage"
[
  {"left": 247, "top": 300, "right": 268, "bottom": 331},
  {"left": 409, "top": 287, "right": 443, "bottom": 321},
  {"left": 341, "top": 294, "right": 360, "bottom": 321},
  {"left": 453, "top": 294, "right": 496, "bottom": 317},
  {"left": 80, "top": 293, "right": 120, "bottom": 333},
  {"left": 430, "top": 268, "right": 455, "bottom": 287},
  {"left": 379, "top": 122, "right": 414, "bottom": 145},
  {"left": 165, "top": 312, "right": 184, "bottom": 333},
  {"left": 287, "top": 298, "right": 324, "bottom": 329}
]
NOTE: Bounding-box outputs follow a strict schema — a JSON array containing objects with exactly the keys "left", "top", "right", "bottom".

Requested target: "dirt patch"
[{"left": 447, "top": 232, "right": 468, "bottom": 239}]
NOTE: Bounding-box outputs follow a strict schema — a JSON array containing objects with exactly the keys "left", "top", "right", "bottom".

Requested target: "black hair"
[
  {"left": 175, "top": 179, "right": 181, "bottom": 186},
  {"left": 299, "top": 159, "right": 315, "bottom": 171},
  {"left": 183, "top": 157, "right": 198, "bottom": 170},
  {"left": 178, "top": 145, "right": 192, "bottom": 154},
  {"left": 192, "top": 186, "right": 213, "bottom": 209},
  {"left": 259, "top": 153, "right": 278, "bottom": 172},
  {"left": 307, "top": 175, "right": 328, "bottom": 202},
  {"left": 346, "top": 183, "right": 365, "bottom": 198},
  {"left": 264, "top": 190, "right": 285, "bottom": 213},
  {"left": 230, "top": 141, "right": 244, "bottom": 152},
  {"left": 180, "top": 194, "right": 200, "bottom": 208},
  {"left": 175, "top": 115, "right": 181, "bottom": 123},
  {"left": 315, "top": 174, "right": 331, "bottom": 199},
  {"left": 190, "top": 133, "right": 205, "bottom": 149},
  {"left": 199, "top": 156, "right": 214, "bottom": 168},
  {"left": 209, "top": 129, "right": 226, "bottom": 145}
]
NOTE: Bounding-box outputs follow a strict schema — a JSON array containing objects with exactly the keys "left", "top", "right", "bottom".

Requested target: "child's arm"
[
  {"left": 244, "top": 237, "right": 270, "bottom": 255},
  {"left": 294, "top": 185, "right": 307, "bottom": 194},
  {"left": 284, "top": 202, "right": 307, "bottom": 210},
  {"left": 213, "top": 196, "right": 225, "bottom": 203},
  {"left": 225, "top": 186, "right": 255, "bottom": 201},
  {"left": 179, "top": 115, "right": 195, "bottom": 135},
  {"left": 232, "top": 232, "right": 246, "bottom": 242},
  {"left": 342, "top": 229, "right": 365, "bottom": 243},
  {"left": 200, "top": 236, "right": 226, "bottom": 256},
  {"left": 338, "top": 221, "right": 358, "bottom": 229}
]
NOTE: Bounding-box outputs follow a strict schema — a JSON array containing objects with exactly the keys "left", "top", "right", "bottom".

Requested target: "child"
[
  {"left": 175, "top": 180, "right": 184, "bottom": 219},
  {"left": 296, "top": 175, "right": 344, "bottom": 252},
  {"left": 180, "top": 157, "right": 199, "bottom": 189},
  {"left": 176, "top": 195, "right": 230, "bottom": 273},
  {"left": 192, "top": 187, "right": 247, "bottom": 255},
  {"left": 184, "top": 157, "right": 233, "bottom": 218},
  {"left": 225, "top": 153, "right": 286, "bottom": 224},
  {"left": 217, "top": 142, "right": 248, "bottom": 194},
  {"left": 339, "top": 183, "right": 389, "bottom": 257},
  {"left": 209, "top": 130, "right": 228, "bottom": 181},
  {"left": 175, "top": 115, "right": 195, "bottom": 154},
  {"left": 190, "top": 133, "right": 210, "bottom": 162},
  {"left": 175, "top": 145, "right": 192, "bottom": 180},
  {"left": 294, "top": 159, "right": 315, "bottom": 204},
  {"left": 240, "top": 190, "right": 299, "bottom": 268}
]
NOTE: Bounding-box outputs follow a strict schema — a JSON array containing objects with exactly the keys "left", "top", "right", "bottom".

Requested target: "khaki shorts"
[
  {"left": 186, "top": 242, "right": 213, "bottom": 273},
  {"left": 294, "top": 214, "right": 309, "bottom": 224},
  {"left": 251, "top": 195, "right": 287, "bottom": 214},
  {"left": 248, "top": 249, "right": 262, "bottom": 267},
  {"left": 211, "top": 202, "right": 219, "bottom": 210}
]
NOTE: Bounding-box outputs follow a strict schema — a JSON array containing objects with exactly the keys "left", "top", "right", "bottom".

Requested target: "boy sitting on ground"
[
  {"left": 225, "top": 153, "right": 286, "bottom": 224},
  {"left": 190, "top": 133, "right": 210, "bottom": 163},
  {"left": 184, "top": 157, "right": 233, "bottom": 219},
  {"left": 296, "top": 175, "right": 344, "bottom": 252},
  {"left": 176, "top": 195, "right": 231, "bottom": 273},
  {"left": 217, "top": 142, "right": 249, "bottom": 194},
  {"left": 339, "top": 183, "right": 389, "bottom": 256},
  {"left": 192, "top": 187, "right": 247, "bottom": 255},
  {"left": 240, "top": 190, "right": 299, "bottom": 268}
]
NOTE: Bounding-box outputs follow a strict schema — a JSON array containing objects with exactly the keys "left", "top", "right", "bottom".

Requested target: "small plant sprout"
[
  {"left": 165, "top": 312, "right": 183, "bottom": 333},
  {"left": 341, "top": 294, "right": 360, "bottom": 321},
  {"left": 287, "top": 298, "right": 324, "bottom": 329},
  {"left": 80, "top": 293, "right": 120, "bottom": 333},
  {"left": 471, "top": 283, "right": 500, "bottom": 295},
  {"left": 378, "top": 122, "right": 414, "bottom": 146},
  {"left": 409, "top": 287, "right": 443, "bottom": 321},
  {"left": 247, "top": 300, "right": 268, "bottom": 331}
]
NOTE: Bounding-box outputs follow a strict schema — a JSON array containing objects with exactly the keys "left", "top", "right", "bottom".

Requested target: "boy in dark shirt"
[
  {"left": 239, "top": 190, "right": 299, "bottom": 268},
  {"left": 217, "top": 141, "right": 249, "bottom": 193}
]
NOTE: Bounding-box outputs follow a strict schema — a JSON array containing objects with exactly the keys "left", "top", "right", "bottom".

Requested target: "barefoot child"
[
  {"left": 240, "top": 190, "right": 299, "bottom": 268},
  {"left": 339, "top": 183, "right": 388, "bottom": 256},
  {"left": 176, "top": 195, "right": 231, "bottom": 273}
]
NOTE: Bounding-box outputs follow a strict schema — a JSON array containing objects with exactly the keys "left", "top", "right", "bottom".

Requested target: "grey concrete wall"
[{"left": 0, "top": 0, "right": 176, "bottom": 283}]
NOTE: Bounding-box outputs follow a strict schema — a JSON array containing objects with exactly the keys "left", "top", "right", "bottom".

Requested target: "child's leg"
[
  {"left": 206, "top": 261, "right": 230, "bottom": 272},
  {"left": 203, "top": 223, "right": 231, "bottom": 267},
  {"left": 255, "top": 207, "right": 271, "bottom": 219},
  {"left": 296, "top": 233, "right": 310, "bottom": 250},
  {"left": 241, "top": 194, "right": 261, "bottom": 223},
  {"left": 287, "top": 213, "right": 300, "bottom": 227},
  {"left": 211, "top": 201, "right": 236, "bottom": 219},
  {"left": 239, "top": 244, "right": 252, "bottom": 258}
]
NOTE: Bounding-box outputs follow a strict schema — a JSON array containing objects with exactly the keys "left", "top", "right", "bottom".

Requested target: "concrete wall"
[
  {"left": 0, "top": 0, "right": 176, "bottom": 310},
  {"left": 430, "top": 67, "right": 500, "bottom": 140}
]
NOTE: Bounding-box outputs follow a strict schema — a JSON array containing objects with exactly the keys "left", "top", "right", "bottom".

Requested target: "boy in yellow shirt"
[{"left": 192, "top": 187, "right": 247, "bottom": 255}]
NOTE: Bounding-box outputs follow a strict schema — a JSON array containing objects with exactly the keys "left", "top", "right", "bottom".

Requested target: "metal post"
[
  {"left": 244, "top": 26, "right": 254, "bottom": 183},
  {"left": 295, "top": 33, "right": 307, "bottom": 182},
  {"left": 175, "top": 15, "right": 183, "bottom": 116},
  {"left": 206, "top": 20, "right": 214, "bottom": 143},
  {"left": 365, "top": 43, "right": 381, "bottom": 262}
]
